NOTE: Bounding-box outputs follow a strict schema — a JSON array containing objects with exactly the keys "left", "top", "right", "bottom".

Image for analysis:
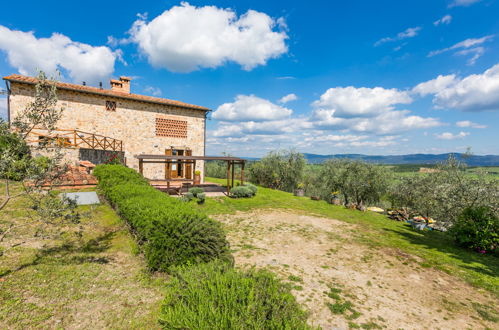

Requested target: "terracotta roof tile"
[{"left": 3, "top": 74, "right": 210, "bottom": 111}]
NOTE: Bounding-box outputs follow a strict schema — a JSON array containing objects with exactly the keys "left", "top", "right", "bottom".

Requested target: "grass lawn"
[
  {"left": 197, "top": 177, "right": 499, "bottom": 297},
  {"left": 0, "top": 181, "right": 165, "bottom": 329}
]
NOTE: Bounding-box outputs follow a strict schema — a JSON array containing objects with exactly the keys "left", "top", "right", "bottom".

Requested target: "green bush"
[
  {"left": 450, "top": 206, "right": 499, "bottom": 252},
  {"left": 94, "top": 165, "right": 232, "bottom": 271},
  {"left": 159, "top": 261, "right": 310, "bottom": 329},
  {"left": 197, "top": 192, "right": 206, "bottom": 204},
  {"left": 188, "top": 187, "right": 204, "bottom": 197},
  {"left": 230, "top": 185, "right": 256, "bottom": 198},
  {"left": 244, "top": 183, "right": 258, "bottom": 195}
]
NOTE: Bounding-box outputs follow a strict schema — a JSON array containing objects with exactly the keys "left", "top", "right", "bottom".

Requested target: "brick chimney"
[{"left": 110, "top": 76, "right": 131, "bottom": 93}]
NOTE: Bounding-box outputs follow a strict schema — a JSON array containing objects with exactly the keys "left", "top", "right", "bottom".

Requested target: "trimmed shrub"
[
  {"left": 188, "top": 187, "right": 204, "bottom": 197},
  {"left": 230, "top": 185, "right": 254, "bottom": 198},
  {"left": 244, "top": 183, "right": 258, "bottom": 195},
  {"left": 197, "top": 192, "right": 206, "bottom": 204},
  {"left": 450, "top": 206, "right": 499, "bottom": 252},
  {"left": 94, "top": 165, "right": 232, "bottom": 271},
  {"left": 159, "top": 261, "right": 310, "bottom": 329}
]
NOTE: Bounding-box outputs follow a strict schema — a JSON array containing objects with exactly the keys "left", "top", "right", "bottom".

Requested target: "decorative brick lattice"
[{"left": 156, "top": 117, "right": 188, "bottom": 138}]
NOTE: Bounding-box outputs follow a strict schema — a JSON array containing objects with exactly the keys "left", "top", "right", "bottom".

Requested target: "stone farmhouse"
[{"left": 3, "top": 74, "right": 209, "bottom": 181}]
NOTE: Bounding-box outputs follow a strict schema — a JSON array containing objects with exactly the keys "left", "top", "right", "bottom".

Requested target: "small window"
[{"left": 105, "top": 101, "right": 117, "bottom": 111}]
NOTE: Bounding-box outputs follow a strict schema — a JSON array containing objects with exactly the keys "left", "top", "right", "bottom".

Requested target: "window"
[
  {"left": 156, "top": 117, "right": 188, "bottom": 138},
  {"left": 105, "top": 100, "right": 117, "bottom": 111}
]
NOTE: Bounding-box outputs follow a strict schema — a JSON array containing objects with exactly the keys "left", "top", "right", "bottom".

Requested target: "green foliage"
[
  {"left": 159, "top": 261, "right": 310, "bottom": 329},
  {"left": 230, "top": 185, "right": 256, "bottom": 198},
  {"left": 197, "top": 193, "right": 206, "bottom": 204},
  {"left": 244, "top": 183, "right": 258, "bottom": 195},
  {"left": 182, "top": 192, "right": 194, "bottom": 202},
  {"left": 94, "top": 165, "right": 232, "bottom": 271},
  {"left": 249, "top": 150, "right": 306, "bottom": 192},
  {"left": 449, "top": 206, "right": 499, "bottom": 252},
  {"left": 390, "top": 155, "right": 499, "bottom": 224},
  {"left": 314, "top": 159, "right": 391, "bottom": 205},
  {"left": 188, "top": 187, "right": 204, "bottom": 197},
  {"left": 0, "top": 120, "right": 31, "bottom": 180}
]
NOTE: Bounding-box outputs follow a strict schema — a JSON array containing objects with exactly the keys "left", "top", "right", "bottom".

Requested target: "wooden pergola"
[{"left": 136, "top": 154, "right": 246, "bottom": 194}]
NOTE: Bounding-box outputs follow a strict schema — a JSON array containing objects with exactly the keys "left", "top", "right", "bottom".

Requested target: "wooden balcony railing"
[{"left": 26, "top": 128, "right": 123, "bottom": 152}]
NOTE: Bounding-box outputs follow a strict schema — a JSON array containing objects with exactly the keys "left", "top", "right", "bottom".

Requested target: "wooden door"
[
  {"left": 185, "top": 149, "right": 192, "bottom": 179},
  {"left": 165, "top": 148, "right": 173, "bottom": 179}
]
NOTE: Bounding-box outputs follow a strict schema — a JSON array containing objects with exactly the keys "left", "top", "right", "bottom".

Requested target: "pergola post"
[
  {"left": 226, "top": 161, "right": 231, "bottom": 195},
  {"left": 241, "top": 161, "right": 245, "bottom": 186},
  {"left": 231, "top": 161, "right": 235, "bottom": 188},
  {"left": 138, "top": 159, "right": 143, "bottom": 175}
]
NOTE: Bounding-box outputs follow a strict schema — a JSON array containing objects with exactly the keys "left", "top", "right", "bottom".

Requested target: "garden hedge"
[
  {"left": 159, "top": 261, "right": 310, "bottom": 329},
  {"left": 93, "top": 165, "right": 232, "bottom": 271}
]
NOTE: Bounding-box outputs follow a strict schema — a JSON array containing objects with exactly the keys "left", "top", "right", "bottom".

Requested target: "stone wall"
[{"left": 8, "top": 82, "right": 207, "bottom": 181}]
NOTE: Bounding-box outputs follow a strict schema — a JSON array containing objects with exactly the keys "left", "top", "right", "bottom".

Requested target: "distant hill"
[{"left": 301, "top": 153, "right": 499, "bottom": 166}]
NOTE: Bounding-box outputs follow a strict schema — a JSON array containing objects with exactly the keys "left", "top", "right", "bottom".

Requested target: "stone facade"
[{"left": 6, "top": 77, "right": 207, "bottom": 181}]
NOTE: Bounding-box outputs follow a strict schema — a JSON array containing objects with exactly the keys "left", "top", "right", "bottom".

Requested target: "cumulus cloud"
[
  {"left": 310, "top": 86, "right": 442, "bottom": 135},
  {"left": 428, "top": 35, "right": 493, "bottom": 65},
  {"left": 418, "top": 63, "right": 499, "bottom": 111},
  {"left": 435, "top": 131, "right": 469, "bottom": 140},
  {"left": 449, "top": 0, "right": 482, "bottom": 7},
  {"left": 374, "top": 27, "right": 421, "bottom": 46},
  {"left": 434, "top": 15, "right": 452, "bottom": 26},
  {"left": 312, "top": 86, "right": 412, "bottom": 118},
  {"left": 212, "top": 117, "right": 312, "bottom": 137},
  {"left": 0, "top": 25, "right": 118, "bottom": 84},
  {"left": 128, "top": 2, "right": 288, "bottom": 72},
  {"left": 212, "top": 95, "right": 292, "bottom": 122},
  {"left": 278, "top": 93, "right": 298, "bottom": 104},
  {"left": 412, "top": 74, "right": 457, "bottom": 96},
  {"left": 456, "top": 120, "right": 487, "bottom": 128}
]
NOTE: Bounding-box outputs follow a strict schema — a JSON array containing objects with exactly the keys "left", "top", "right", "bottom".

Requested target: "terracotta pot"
[{"left": 194, "top": 174, "right": 201, "bottom": 185}]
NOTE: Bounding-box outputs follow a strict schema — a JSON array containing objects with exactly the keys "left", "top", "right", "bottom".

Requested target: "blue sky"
[{"left": 1, "top": 0, "right": 498, "bottom": 156}]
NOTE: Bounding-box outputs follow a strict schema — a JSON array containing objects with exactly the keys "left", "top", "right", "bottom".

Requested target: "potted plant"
[
  {"left": 294, "top": 183, "right": 305, "bottom": 197},
  {"left": 330, "top": 191, "right": 341, "bottom": 205},
  {"left": 194, "top": 170, "right": 201, "bottom": 185}
]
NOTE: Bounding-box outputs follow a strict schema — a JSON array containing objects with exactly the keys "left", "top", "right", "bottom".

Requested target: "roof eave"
[{"left": 3, "top": 76, "right": 211, "bottom": 112}]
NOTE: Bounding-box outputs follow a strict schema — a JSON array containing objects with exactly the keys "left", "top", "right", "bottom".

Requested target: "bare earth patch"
[{"left": 215, "top": 209, "right": 498, "bottom": 329}]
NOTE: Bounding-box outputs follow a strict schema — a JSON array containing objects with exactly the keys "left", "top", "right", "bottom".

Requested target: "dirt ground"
[{"left": 215, "top": 210, "right": 498, "bottom": 329}]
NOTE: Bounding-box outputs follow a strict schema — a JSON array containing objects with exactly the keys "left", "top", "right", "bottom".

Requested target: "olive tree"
[
  {"left": 317, "top": 159, "right": 391, "bottom": 206},
  {"left": 0, "top": 71, "right": 79, "bottom": 256},
  {"left": 249, "top": 150, "right": 306, "bottom": 192},
  {"left": 390, "top": 155, "right": 498, "bottom": 225}
]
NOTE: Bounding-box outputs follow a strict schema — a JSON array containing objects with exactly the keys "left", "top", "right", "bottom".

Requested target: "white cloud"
[
  {"left": 434, "top": 15, "right": 452, "bottom": 26},
  {"left": 144, "top": 86, "right": 162, "bottom": 96},
  {"left": 278, "top": 93, "right": 298, "bottom": 104},
  {"left": 212, "top": 117, "right": 311, "bottom": 137},
  {"left": 412, "top": 74, "right": 457, "bottom": 96},
  {"left": 128, "top": 2, "right": 288, "bottom": 72},
  {"left": 456, "top": 120, "right": 487, "bottom": 128},
  {"left": 435, "top": 131, "right": 470, "bottom": 140},
  {"left": 428, "top": 35, "right": 493, "bottom": 65},
  {"left": 420, "top": 63, "right": 499, "bottom": 111},
  {"left": 213, "top": 95, "right": 292, "bottom": 122},
  {"left": 312, "top": 86, "right": 412, "bottom": 118},
  {"left": 351, "top": 110, "right": 442, "bottom": 135},
  {"left": 0, "top": 25, "right": 118, "bottom": 84},
  {"left": 0, "top": 97, "right": 7, "bottom": 120},
  {"left": 375, "top": 27, "right": 421, "bottom": 46},
  {"left": 449, "top": 0, "right": 482, "bottom": 7}
]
